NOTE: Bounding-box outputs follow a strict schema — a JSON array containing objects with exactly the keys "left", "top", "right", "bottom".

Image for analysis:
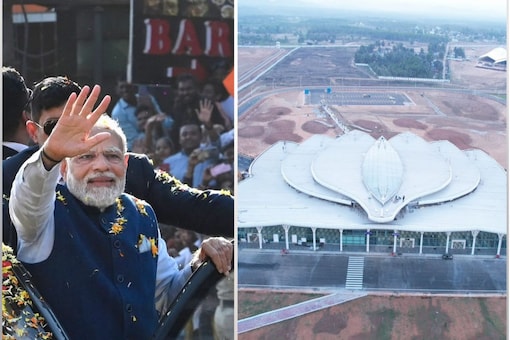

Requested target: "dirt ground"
[
  {"left": 237, "top": 43, "right": 507, "bottom": 339},
  {"left": 238, "top": 88, "right": 507, "bottom": 166},
  {"left": 238, "top": 44, "right": 507, "bottom": 167},
  {"left": 238, "top": 290, "right": 507, "bottom": 340}
]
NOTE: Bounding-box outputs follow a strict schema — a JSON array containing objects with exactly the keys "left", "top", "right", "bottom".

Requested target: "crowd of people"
[
  {"left": 115, "top": 72, "right": 235, "bottom": 194},
  {"left": 2, "top": 66, "right": 235, "bottom": 339}
]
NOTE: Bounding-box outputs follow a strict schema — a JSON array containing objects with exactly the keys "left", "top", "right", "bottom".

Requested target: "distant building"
[
  {"left": 477, "top": 47, "right": 507, "bottom": 70},
  {"left": 238, "top": 131, "right": 506, "bottom": 256}
]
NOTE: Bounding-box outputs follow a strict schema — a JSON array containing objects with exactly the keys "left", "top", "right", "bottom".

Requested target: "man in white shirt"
[{"left": 112, "top": 80, "right": 168, "bottom": 151}]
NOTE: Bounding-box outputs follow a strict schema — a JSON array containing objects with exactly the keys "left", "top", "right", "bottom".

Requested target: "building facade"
[{"left": 238, "top": 131, "right": 507, "bottom": 257}]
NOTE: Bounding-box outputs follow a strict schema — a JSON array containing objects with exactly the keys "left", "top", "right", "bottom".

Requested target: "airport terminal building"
[{"left": 238, "top": 131, "right": 507, "bottom": 257}]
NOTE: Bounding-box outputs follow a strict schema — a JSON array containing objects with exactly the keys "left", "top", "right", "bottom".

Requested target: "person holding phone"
[
  {"left": 162, "top": 91, "right": 223, "bottom": 186},
  {"left": 199, "top": 140, "right": 234, "bottom": 191},
  {"left": 162, "top": 123, "right": 220, "bottom": 187},
  {"left": 111, "top": 80, "right": 165, "bottom": 151}
]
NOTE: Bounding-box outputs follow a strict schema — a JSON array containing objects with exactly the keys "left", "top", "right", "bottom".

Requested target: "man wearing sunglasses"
[
  {"left": 24, "top": 76, "right": 80, "bottom": 145},
  {"left": 31, "top": 118, "right": 59, "bottom": 136},
  {"left": 3, "top": 75, "right": 234, "bottom": 251}
]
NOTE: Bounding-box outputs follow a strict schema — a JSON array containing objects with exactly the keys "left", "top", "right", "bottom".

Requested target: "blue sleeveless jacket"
[{"left": 24, "top": 185, "right": 160, "bottom": 339}]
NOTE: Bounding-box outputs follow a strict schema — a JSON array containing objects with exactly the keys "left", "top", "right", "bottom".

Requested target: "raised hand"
[
  {"left": 41, "top": 85, "right": 111, "bottom": 164},
  {"left": 195, "top": 98, "right": 214, "bottom": 125}
]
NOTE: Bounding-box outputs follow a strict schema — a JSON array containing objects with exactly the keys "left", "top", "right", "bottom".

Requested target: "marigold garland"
[{"left": 2, "top": 243, "right": 53, "bottom": 339}]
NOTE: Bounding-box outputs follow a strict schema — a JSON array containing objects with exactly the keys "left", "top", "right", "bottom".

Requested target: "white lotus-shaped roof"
[{"left": 238, "top": 131, "right": 506, "bottom": 235}]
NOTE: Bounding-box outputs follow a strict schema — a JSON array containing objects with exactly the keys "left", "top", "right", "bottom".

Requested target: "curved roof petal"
[{"left": 238, "top": 131, "right": 506, "bottom": 235}]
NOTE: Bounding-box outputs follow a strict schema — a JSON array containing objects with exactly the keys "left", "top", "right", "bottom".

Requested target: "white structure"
[
  {"left": 477, "top": 47, "right": 507, "bottom": 69},
  {"left": 238, "top": 131, "right": 507, "bottom": 256}
]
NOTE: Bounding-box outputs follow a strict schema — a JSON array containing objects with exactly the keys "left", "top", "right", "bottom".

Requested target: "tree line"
[{"left": 354, "top": 41, "right": 449, "bottom": 78}]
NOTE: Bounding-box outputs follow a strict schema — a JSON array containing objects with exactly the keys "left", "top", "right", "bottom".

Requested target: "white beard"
[{"left": 66, "top": 170, "right": 125, "bottom": 210}]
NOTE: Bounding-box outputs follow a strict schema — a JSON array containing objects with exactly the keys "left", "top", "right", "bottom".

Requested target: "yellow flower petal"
[
  {"left": 56, "top": 190, "right": 67, "bottom": 205},
  {"left": 149, "top": 238, "right": 159, "bottom": 258},
  {"left": 135, "top": 199, "right": 148, "bottom": 216},
  {"left": 109, "top": 223, "right": 124, "bottom": 235},
  {"left": 116, "top": 198, "right": 125, "bottom": 213}
]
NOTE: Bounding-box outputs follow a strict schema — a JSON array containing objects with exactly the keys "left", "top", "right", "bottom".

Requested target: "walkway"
[
  {"left": 238, "top": 291, "right": 367, "bottom": 334},
  {"left": 345, "top": 256, "right": 365, "bottom": 289}
]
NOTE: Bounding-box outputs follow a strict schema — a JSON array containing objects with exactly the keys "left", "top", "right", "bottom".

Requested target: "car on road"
[{"left": 442, "top": 253, "right": 453, "bottom": 260}]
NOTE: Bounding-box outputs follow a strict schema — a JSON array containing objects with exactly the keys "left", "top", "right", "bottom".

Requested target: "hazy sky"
[{"left": 250, "top": 0, "right": 507, "bottom": 22}]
